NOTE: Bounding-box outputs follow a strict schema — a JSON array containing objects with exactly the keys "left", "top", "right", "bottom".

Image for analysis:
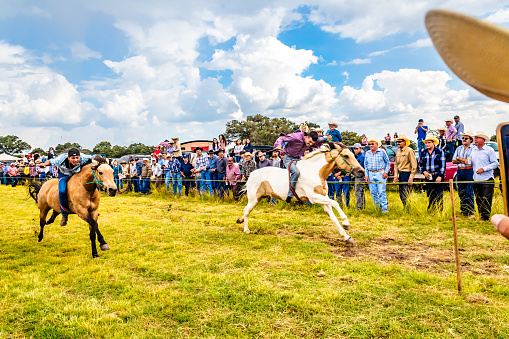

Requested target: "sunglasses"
[
  {"left": 396, "top": 140, "right": 405, "bottom": 144},
  {"left": 462, "top": 137, "right": 471, "bottom": 140},
  {"left": 368, "top": 143, "right": 376, "bottom": 146}
]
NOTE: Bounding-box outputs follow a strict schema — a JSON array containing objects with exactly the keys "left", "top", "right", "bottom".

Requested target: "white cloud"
[
  {"left": 369, "top": 38, "right": 432, "bottom": 57},
  {"left": 338, "top": 68, "right": 509, "bottom": 139},
  {"left": 486, "top": 8, "right": 509, "bottom": 23},
  {"left": 70, "top": 42, "right": 102, "bottom": 60},
  {"left": 340, "top": 58, "right": 371, "bottom": 65}
]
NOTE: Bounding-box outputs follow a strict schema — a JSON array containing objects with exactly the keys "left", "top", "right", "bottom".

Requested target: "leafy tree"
[
  {"left": 30, "top": 148, "right": 46, "bottom": 155},
  {"left": 0, "top": 135, "right": 31, "bottom": 155},
  {"left": 224, "top": 114, "right": 320, "bottom": 145},
  {"left": 126, "top": 143, "right": 153, "bottom": 155},
  {"left": 408, "top": 140, "right": 417, "bottom": 150},
  {"left": 93, "top": 141, "right": 112, "bottom": 157},
  {"left": 340, "top": 130, "right": 362, "bottom": 146},
  {"left": 111, "top": 145, "right": 128, "bottom": 158},
  {"left": 491, "top": 135, "right": 497, "bottom": 142},
  {"left": 55, "top": 142, "right": 82, "bottom": 155}
]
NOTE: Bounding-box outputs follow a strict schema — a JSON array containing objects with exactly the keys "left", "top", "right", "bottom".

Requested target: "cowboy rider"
[
  {"left": 40, "top": 148, "right": 100, "bottom": 226},
  {"left": 274, "top": 130, "right": 325, "bottom": 203}
]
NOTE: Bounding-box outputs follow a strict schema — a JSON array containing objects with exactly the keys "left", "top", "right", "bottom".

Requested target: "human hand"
[
  {"left": 365, "top": 176, "right": 369, "bottom": 183},
  {"left": 382, "top": 173, "right": 388, "bottom": 179},
  {"left": 423, "top": 171, "right": 431, "bottom": 180},
  {"left": 435, "top": 176, "right": 442, "bottom": 183},
  {"left": 393, "top": 177, "right": 398, "bottom": 183},
  {"left": 492, "top": 215, "right": 509, "bottom": 240},
  {"left": 408, "top": 178, "right": 413, "bottom": 186},
  {"left": 476, "top": 168, "right": 485, "bottom": 175}
]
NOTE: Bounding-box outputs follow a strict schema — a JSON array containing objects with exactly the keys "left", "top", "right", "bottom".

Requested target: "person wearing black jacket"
[{"left": 180, "top": 155, "right": 194, "bottom": 196}]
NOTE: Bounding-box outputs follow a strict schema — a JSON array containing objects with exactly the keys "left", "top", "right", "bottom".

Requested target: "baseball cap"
[
  {"left": 353, "top": 143, "right": 362, "bottom": 148},
  {"left": 418, "top": 119, "right": 424, "bottom": 122}
]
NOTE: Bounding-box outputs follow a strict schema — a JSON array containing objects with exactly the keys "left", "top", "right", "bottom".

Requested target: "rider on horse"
[
  {"left": 274, "top": 130, "right": 326, "bottom": 203},
  {"left": 40, "top": 148, "right": 96, "bottom": 226}
]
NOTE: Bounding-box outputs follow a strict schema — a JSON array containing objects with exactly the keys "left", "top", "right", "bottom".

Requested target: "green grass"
[{"left": 1, "top": 184, "right": 509, "bottom": 338}]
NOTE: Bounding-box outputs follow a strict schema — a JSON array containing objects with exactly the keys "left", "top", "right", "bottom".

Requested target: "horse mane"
[{"left": 302, "top": 142, "right": 345, "bottom": 160}]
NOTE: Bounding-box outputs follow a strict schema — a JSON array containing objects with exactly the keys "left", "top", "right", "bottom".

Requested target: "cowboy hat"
[
  {"left": 328, "top": 122, "right": 338, "bottom": 128},
  {"left": 444, "top": 118, "right": 454, "bottom": 123},
  {"left": 172, "top": 137, "right": 179, "bottom": 141},
  {"left": 424, "top": 136, "right": 439, "bottom": 146},
  {"left": 300, "top": 124, "right": 309, "bottom": 133},
  {"left": 437, "top": 127, "right": 446, "bottom": 131},
  {"left": 463, "top": 131, "right": 475, "bottom": 139},
  {"left": 426, "top": 9, "right": 509, "bottom": 103},
  {"left": 244, "top": 152, "right": 253, "bottom": 157},
  {"left": 367, "top": 137, "right": 381, "bottom": 147},
  {"left": 396, "top": 134, "right": 411, "bottom": 146},
  {"left": 474, "top": 131, "right": 490, "bottom": 142}
]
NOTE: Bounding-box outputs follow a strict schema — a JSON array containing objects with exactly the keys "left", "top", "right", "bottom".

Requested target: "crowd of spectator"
[{"left": 0, "top": 116, "right": 501, "bottom": 221}]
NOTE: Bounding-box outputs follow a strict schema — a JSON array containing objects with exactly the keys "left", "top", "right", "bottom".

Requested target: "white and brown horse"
[
  {"left": 237, "top": 142, "right": 364, "bottom": 244},
  {"left": 29, "top": 162, "right": 117, "bottom": 258}
]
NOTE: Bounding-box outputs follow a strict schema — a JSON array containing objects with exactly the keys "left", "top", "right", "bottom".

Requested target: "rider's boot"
[{"left": 60, "top": 215, "right": 68, "bottom": 226}]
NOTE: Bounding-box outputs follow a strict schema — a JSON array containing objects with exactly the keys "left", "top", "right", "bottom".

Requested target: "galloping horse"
[
  {"left": 237, "top": 142, "right": 365, "bottom": 244},
  {"left": 29, "top": 161, "right": 117, "bottom": 258}
]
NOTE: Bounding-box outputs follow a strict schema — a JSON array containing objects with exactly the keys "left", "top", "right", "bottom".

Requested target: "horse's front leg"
[
  {"left": 87, "top": 211, "right": 109, "bottom": 252},
  {"left": 322, "top": 204, "right": 354, "bottom": 244},
  {"left": 76, "top": 208, "right": 103, "bottom": 258},
  {"left": 329, "top": 199, "right": 350, "bottom": 230}
]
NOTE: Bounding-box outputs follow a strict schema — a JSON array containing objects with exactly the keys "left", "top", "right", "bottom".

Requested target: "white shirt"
[
  {"left": 151, "top": 163, "right": 163, "bottom": 176},
  {"left": 471, "top": 145, "right": 499, "bottom": 181}
]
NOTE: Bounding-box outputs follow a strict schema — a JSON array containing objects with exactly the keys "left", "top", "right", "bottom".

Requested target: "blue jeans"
[
  {"left": 210, "top": 170, "right": 218, "bottom": 193},
  {"left": 456, "top": 168, "right": 475, "bottom": 215},
  {"left": 367, "top": 171, "right": 388, "bottom": 212},
  {"left": 39, "top": 172, "right": 47, "bottom": 182},
  {"left": 58, "top": 173, "right": 72, "bottom": 216},
  {"left": 9, "top": 176, "right": 18, "bottom": 187},
  {"left": 171, "top": 172, "right": 182, "bottom": 195},
  {"left": 398, "top": 172, "right": 412, "bottom": 207},
  {"left": 283, "top": 155, "right": 300, "bottom": 198},
  {"left": 425, "top": 174, "right": 444, "bottom": 210},
  {"left": 141, "top": 178, "right": 151, "bottom": 194},
  {"left": 418, "top": 139, "right": 425, "bottom": 155},
  {"left": 199, "top": 170, "right": 213, "bottom": 195},
  {"left": 216, "top": 173, "right": 226, "bottom": 197},
  {"left": 114, "top": 176, "right": 123, "bottom": 190},
  {"left": 164, "top": 171, "right": 172, "bottom": 192},
  {"left": 446, "top": 141, "right": 455, "bottom": 160},
  {"left": 338, "top": 176, "right": 351, "bottom": 207},
  {"left": 327, "top": 174, "right": 339, "bottom": 200},
  {"left": 132, "top": 176, "right": 140, "bottom": 192}
]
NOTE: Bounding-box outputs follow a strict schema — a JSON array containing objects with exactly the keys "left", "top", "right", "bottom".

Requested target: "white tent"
[{"left": 0, "top": 153, "right": 20, "bottom": 162}]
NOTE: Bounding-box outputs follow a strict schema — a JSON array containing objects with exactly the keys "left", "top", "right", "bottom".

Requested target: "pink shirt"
[
  {"left": 8, "top": 166, "right": 18, "bottom": 176},
  {"left": 446, "top": 124, "right": 457, "bottom": 140},
  {"left": 226, "top": 163, "right": 241, "bottom": 185}
]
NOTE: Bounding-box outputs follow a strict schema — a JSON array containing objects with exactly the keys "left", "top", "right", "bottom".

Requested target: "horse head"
[
  {"left": 327, "top": 142, "right": 365, "bottom": 178},
  {"left": 92, "top": 161, "right": 117, "bottom": 197}
]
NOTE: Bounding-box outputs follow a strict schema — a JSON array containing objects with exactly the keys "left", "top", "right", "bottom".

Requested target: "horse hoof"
[
  {"left": 92, "top": 254, "right": 100, "bottom": 258},
  {"left": 345, "top": 237, "right": 354, "bottom": 245},
  {"left": 236, "top": 219, "right": 243, "bottom": 224},
  {"left": 100, "top": 244, "right": 110, "bottom": 251},
  {"left": 343, "top": 224, "right": 350, "bottom": 230}
]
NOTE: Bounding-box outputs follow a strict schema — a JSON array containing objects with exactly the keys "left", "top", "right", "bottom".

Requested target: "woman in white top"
[{"left": 233, "top": 140, "right": 244, "bottom": 163}]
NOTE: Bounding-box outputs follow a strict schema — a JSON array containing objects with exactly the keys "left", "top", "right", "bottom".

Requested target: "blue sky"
[{"left": 1, "top": 0, "right": 509, "bottom": 150}]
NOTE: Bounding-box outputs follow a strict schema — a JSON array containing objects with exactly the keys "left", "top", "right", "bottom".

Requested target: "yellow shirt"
[{"left": 394, "top": 146, "right": 418, "bottom": 179}]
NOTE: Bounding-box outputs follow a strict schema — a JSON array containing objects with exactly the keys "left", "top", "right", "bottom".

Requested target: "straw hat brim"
[
  {"left": 424, "top": 137, "right": 439, "bottom": 146},
  {"left": 367, "top": 138, "right": 382, "bottom": 147},
  {"left": 426, "top": 9, "right": 509, "bottom": 103},
  {"left": 396, "top": 135, "right": 410, "bottom": 146},
  {"left": 474, "top": 132, "right": 490, "bottom": 142}
]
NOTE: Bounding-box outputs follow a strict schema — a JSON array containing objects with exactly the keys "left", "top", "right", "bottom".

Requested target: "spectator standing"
[
  {"left": 241, "top": 153, "right": 256, "bottom": 182},
  {"left": 256, "top": 152, "right": 271, "bottom": 169},
  {"left": 29, "top": 162, "right": 37, "bottom": 179},
  {"left": 385, "top": 133, "right": 391, "bottom": 145},
  {"left": 167, "top": 140, "right": 175, "bottom": 155},
  {"left": 8, "top": 163, "right": 18, "bottom": 187},
  {"left": 216, "top": 149, "right": 227, "bottom": 198},
  {"left": 172, "top": 137, "right": 182, "bottom": 163},
  {"left": 180, "top": 155, "right": 194, "bottom": 196},
  {"left": 364, "top": 138, "right": 390, "bottom": 213},
  {"left": 140, "top": 159, "right": 152, "bottom": 194},
  {"left": 336, "top": 171, "right": 351, "bottom": 208},
  {"left": 437, "top": 127, "right": 447, "bottom": 150},
  {"left": 0, "top": 163, "right": 5, "bottom": 185},
  {"left": 471, "top": 132, "right": 499, "bottom": 221},
  {"left": 153, "top": 145, "right": 162, "bottom": 157},
  {"left": 452, "top": 131, "right": 475, "bottom": 216},
  {"left": 207, "top": 150, "right": 219, "bottom": 194},
  {"left": 269, "top": 150, "right": 281, "bottom": 168},
  {"left": 168, "top": 154, "right": 182, "bottom": 195},
  {"left": 393, "top": 135, "right": 417, "bottom": 208},
  {"left": 158, "top": 154, "right": 170, "bottom": 191},
  {"left": 353, "top": 143, "right": 365, "bottom": 210},
  {"left": 48, "top": 147, "right": 55, "bottom": 160},
  {"left": 419, "top": 137, "right": 445, "bottom": 211},
  {"left": 130, "top": 158, "right": 139, "bottom": 193},
  {"left": 226, "top": 157, "right": 242, "bottom": 200},
  {"left": 445, "top": 118, "right": 457, "bottom": 160},
  {"left": 112, "top": 160, "right": 123, "bottom": 190},
  {"left": 119, "top": 160, "right": 128, "bottom": 190},
  {"left": 233, "top": 140, "right": 244, "bottom": 163},
  {"left": 325, "top": 122, "right": 342, "bottom": 142},
  {"left": 244, "top": 139, "right": 253, "bottom": 153},
  {"left": 219, "top": 135, "right": 227, "bottom": 151},
  {"left": 454, "top": 115, "right": 465, "bottom": 148},
  {"left": 393, "top": 132, "right": 399, "bottom": 144},
  {"left": 192, "top": 148, "right": 212, "bottom": 195},
  {"left": 361, "top": 134, "right": 367, "bottom": 146},
  {"left": 211, "top": 138, "right": 220, "bottom": 153},
  {"left": 151, "top": 159, "right": 163, "bottom": 191},
  {"left": 414, "top": 118, "right": 428, "bottom": 155}
]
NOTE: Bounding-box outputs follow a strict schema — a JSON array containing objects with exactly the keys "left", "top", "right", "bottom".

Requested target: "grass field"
[{"left": 1, "top": 183, "right": 509, "bottom": 338}]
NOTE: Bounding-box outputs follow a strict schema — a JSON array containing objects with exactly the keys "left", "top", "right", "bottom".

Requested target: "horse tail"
[{"left": 28, "top": 180, "right": 42, "bottom": 202}]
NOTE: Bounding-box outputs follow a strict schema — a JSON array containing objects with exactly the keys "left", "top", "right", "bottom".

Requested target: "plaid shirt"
[
  {"left": 419, "top": 147, "right": 445, "bottom": 176},
  {"left": 452, "top": 144, "right": 474, "bottom": 169},
  {"left": 195, "top": 154, "right": 209, "bottom": 171},
  {"left": 168, "top": 158, "right": 181, "bottom": 173},
  {"left": 364, "top": 148, "right": 390, "bottom": 173}
]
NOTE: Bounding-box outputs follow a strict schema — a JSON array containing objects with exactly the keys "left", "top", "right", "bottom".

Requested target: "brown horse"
[{"left": 29, "top": 162, "right": 117, "bottom": 258}]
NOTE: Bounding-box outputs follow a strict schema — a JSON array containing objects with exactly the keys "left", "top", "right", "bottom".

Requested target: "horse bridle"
[
  {"left": 329, "top": 148, "right": 353, "bottom": 176},
  {"left": 86, "top": 169, "right": 104, "bottom": 187}
]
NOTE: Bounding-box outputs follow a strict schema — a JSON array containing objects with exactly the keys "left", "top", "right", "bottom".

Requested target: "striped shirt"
[
  {"left": 49, "top": 153, "right": 93, "bottom": 176},
  {"left": 419, "top": 147, "right": 445, "bottom": 176},
  {"left": 452, "top": 144, "right": 474, "bottom": 169},
  {"left": 168, "top": 158, "right": 181, "bottom": 173},
  {"left": 364, "top": 148, "right": 390, "bottom": 173}
]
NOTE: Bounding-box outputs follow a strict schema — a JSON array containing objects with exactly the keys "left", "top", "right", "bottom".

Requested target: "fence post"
[{"left": 449, "top": 179, "right": 462, "bottom": 294}]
